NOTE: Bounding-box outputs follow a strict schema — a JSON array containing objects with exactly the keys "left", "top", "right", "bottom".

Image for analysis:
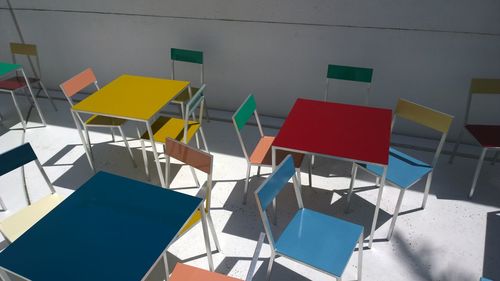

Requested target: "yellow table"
[{"left": 72, "top": 74, "right": 190, "bottom": 187}]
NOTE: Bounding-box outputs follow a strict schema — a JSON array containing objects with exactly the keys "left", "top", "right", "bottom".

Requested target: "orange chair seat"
[
  {"left": 170, "top": 263, "right": 242, "bottom": 281},
  {"left": 0, "top": 76, "right": 39, "bottom": 90},
  {"left": 250, "top": 136, "right": 305, "bottom": 167}
]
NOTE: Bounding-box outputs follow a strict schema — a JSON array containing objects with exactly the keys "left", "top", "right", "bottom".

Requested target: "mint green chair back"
[{"left": 325, "top": 64, "right": 373, "bottom": 104}]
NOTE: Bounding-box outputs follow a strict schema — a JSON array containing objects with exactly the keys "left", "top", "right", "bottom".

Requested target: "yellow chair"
[
  {"left": 164, "top": 137, "right": 221, "bottom": 253},
  {"left": 346, "top": 99, "right": 453, "bottom": 240},
  {"left": 448, "top": 78, "right": 500, "bottom": 197},
  {"left": 0, "top": 143, "right": 63, "bottom": 243}
]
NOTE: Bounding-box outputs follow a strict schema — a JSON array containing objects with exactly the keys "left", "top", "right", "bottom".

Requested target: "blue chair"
[
  {"left": 255, "top": 155, "right": 364, "bottom": 281},
  {"left": 0, "top": 143, "right": 62, "bottom": 243},
  {"left": 346, "top": 99, "right": 453, "bottom": 242}
]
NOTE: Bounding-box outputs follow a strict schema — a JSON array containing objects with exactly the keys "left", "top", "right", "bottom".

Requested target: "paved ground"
[{"left": 0, "top": 93, "right": 498, "bottom": 281}]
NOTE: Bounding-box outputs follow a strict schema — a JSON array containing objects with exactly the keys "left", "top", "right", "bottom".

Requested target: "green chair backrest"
[
  {"left": 171, "top": 48, "right": 203, "bottom": 65},
  {"left": 233, "top": 95, "right": 257, "bottom": 131},
  {"left": 327, "top": 64, "right": 373, "bottom": 83}
]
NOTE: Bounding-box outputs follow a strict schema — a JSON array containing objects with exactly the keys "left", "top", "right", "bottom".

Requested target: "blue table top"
[
  {"left": 0, "top": 62, "right": 21, "bottom": 77},
  {"left": 0, "top": 171, "right": 202, "bottom": 281}
]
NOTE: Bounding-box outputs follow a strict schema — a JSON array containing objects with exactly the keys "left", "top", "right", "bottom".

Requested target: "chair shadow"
[{"left": 483, "top": 210, "right": 500, "bottom": 280}]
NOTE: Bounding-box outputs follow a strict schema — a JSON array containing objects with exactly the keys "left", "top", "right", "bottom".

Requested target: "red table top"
[{"left": 273, "top": 98, "right": 392, "bottom": 165}]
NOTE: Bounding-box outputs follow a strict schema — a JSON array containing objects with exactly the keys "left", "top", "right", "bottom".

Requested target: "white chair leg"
[
  {"left": 421, "top": 172, "right": 433, "bottom": 209},
  {"left": 39, "top": 81, "right": 57, "bottom": 111},
  {"left": 109, "top": 127, "right": 116, "bottom": 142},
  {"left": 0, "top": 196, "right": 6, "bottom": 211},
  {"left": 308, "top": 155, "right": 312, "bottom": 187},
  {"left": 243, "top": 164, "right": 251, "bottom": 204},
  {"left": 83, "top": 126, "right": 95, "bottom": 163},
  {"left": 21, "top": 166, "right": 31, "bottom": 205},
  {"left": 469, "top": 148, "right": 487, "bottom": 198},
  {"left": 199, "top": 127, "right": 209, "bottom": 152},
  {"left": 387, "top": 189, "right": 405, "bottom": 240},
  {"left": 137, "top": 127, "right": 150, "bottom": 180},
  {"left": 358, "top": 233, "right": 363, "bottom": 281},
  {"left": 162, "top": 251, "right": 170, "bottom": 281},
  {"left": 207, "top": 213, "right": 222, "bottom": 252},
  {"left": 10, "top": 91, "right": 27, "bottom": 130},
  {"left": 345, "top": 163, "right": 358, "bottom": 212},
  {"left": 295, "top": 168, "right": 302, "bottom": 188},
  {"left": 266, "top": 253, "right": 276, "bottom": 281},
  {"left": 118, "top": 126, "right": 136, "bottom": 167}
]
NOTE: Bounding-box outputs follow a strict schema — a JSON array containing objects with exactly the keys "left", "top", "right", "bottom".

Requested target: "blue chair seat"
[
  {"left": 275, "top": 208, "right": 363, "bottom": 277},
  {"left": 361, "top": 147, "right": 432, "bottom": 189}
]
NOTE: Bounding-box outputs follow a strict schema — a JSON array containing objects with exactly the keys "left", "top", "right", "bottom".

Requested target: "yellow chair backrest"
[
  {"left": 469, "top": 78, "right": 500, "bottom": 95},
  {"left": 10, "top": 43, "right": 38, "bottom": 57},
  {"left": 395, "top": 99, "right": 453, "bottom": 133}
]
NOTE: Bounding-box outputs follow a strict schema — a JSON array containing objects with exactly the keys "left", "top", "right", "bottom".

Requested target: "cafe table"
[
  {"left": 71, "top": 74, "right": 190, "bottom": 187},
  {"left": 0, "top": 171, "right": 214, "bottom": 281},
  {"left": 272, "top": 98, "right": 392, "bottom": 248},
  {"left": 0, "top": 62, "right": 46, "bottom": 129}
]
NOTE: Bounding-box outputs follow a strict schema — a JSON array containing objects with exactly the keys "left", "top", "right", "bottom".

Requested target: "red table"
[{"left": 272, "top": 98, "right": 392, "bottom": 248}]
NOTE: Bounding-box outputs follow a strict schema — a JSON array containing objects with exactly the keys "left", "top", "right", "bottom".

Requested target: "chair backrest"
[
  {"left": 325, "top": 64, "right": 373, "bottom": 104},
  {"left": 394, "top": 98, "right": 454, "bottom": 166},
  {"left": 183, "top": 85, "right": 206, "bottom": 143},
  {"left": 164, "top": 137, "right": 213, "bottom": 208},
  {"left": 232, "top": 95, "right": 264, "bottom": 161},
  {"left": 10, "top": 42, "right": 41, "bottom": 79},
  {"left": 171, "top": 48, "right": 204, "bottom": 84},
  {"left": 254, "top": 155, "right": 303, "bottom": 248},
  {"left": 463, "top": 78, "right": 500, "bottom": 124},
  {"left": 0, "top": 143, "right": 55, "bottom": 200},
  {"left": 59, "top": 68, "right": 99, "bottom": 105}
]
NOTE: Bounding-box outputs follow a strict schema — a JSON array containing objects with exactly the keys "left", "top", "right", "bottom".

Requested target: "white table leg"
[
  {"left": 71, "top": 110, "right": 95, "bottom": 172},
  {"left": 146, "top": 120, "right": 166, "bottom": 187},
  {"left": 368, "top": 165, "right": 387, "bottom": 248}
]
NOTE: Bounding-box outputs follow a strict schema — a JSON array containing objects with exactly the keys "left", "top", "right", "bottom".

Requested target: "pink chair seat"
[
  {"left": 465, "top": 124, "right": 500, "bottom": 148},
  {"left": 0, "top": 76, "right": 39, "bottom": 90}
]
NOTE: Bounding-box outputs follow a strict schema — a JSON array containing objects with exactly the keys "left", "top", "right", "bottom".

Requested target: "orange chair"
[
  {"left": 169, "top": 233, "right": 265, "bottom": 281},
  {"left": 59, "top": 68, "right": 135, "bottom": 166}
]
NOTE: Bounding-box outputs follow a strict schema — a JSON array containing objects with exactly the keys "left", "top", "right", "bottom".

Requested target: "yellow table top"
[{"left": 72, "top": 74, "right": 190, "bottom": 121}]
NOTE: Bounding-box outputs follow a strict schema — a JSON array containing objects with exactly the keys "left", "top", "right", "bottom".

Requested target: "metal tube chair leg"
[
  {"left": 0, "top": 196, "right": 6, "bottom": 211},
  {"left": 83, "top": 125, "right": 95, "bottom": 163},
  {"left": 469, "top": 148, "right": 487, "bottom": 198},
  {"left": 137, "top": 126, "right": 150, "bottom": 180},
  {"left": 190, "top": 166, "right": 201, "bottom": 188},
  {"left": 21, "top": 166, "right": 31, "bottom": 205},
  {"left": 9, "top": 90, "right": 27, "bottom": 130},
  {"left": 369, "top": 167, "right": 387, "bottom": 248},
  {"left": 22, "top": 88, "right": 33, "bottom": 106},
  {"left": 421, "top": 172, "right": 433, "bottom": 209},
  {"left": 199, "top": 204, "right": 214, "bottom": 271},
  {"left": 195, "top": 131, "right": 201, "bottom": 149},
  {"left": 449, "top": 129, "right": 465, "bottom": 164},
  {"left": 38, "top": 81, "right": 57, "bottom": 111},
  {"left": 345, "top": 163, "right": 358, "bottom": 212},
  {"left": 21, "top": 69, "right": 46, "bottom": 126},
  {"left": 358, "top": 233, "right": 364, "bottom": 281},
  {"left": 266, "top": 252, "right": 276, "bottom": 281},
  {"left": 309, "top": 155, "right": 313, "bottom": 187},
  {"left": 117, "top": 126, "right": 136, "bottom": 168},
  {"left": 162, "top": 251, "right": 170, "bottom": 281},
  {"left": 245, "top": 232, "right": 266, "bottom": 281},
  {"left": 387, "top": 189, "right": 405, "bottom": 240},
  {"left": 257, "top": 166, "right": 261, "bottom": 176},
  {"left": 71, "top": 111, "right": 95, "bottom": 172},
  {"left": 199, "top": 127, "right": 209, "bottom": 152},
  {"left": 207, "top": 213, "right": 222, "bottom": 252},
  {"left": 295, "top": 168, "right": 301, "bottom": 188},
  {"left": 243, "top": 164, "right": 251, "bottom": 204},
  {"left": 109, "top": 127, "right": 116, "bottom": 142}
]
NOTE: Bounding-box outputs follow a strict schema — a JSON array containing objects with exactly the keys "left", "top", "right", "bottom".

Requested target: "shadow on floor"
[{"left": 483, "top": 210, "right": 500, "bottom": 280}]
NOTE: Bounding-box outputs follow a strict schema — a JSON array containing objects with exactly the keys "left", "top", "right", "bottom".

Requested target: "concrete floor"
[{"left": 0, "top": 93, "right": 499, "bottom": 281}]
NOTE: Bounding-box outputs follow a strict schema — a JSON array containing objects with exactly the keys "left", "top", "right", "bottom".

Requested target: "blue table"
[{"left": 0, "top": 171, "right": 212, "bottom": 280}]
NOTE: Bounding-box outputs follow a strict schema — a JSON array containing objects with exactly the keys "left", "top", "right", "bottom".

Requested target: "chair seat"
[
  {"left": 361, "top": 147, "right": 432, "bottom": 189},
  {"left": 250, "top": 136, "right": 305, "bottom": 168},
  {"left": 466, "top": 124, "right": 500, "bottom": 148},
  {"left": 170, "top": 263, "right": 242, "bottom": 281},
  {"left": 141, "top": 116, "right": 200, "bottom": 143},
  {"left": 0, "top": 76, "right": 40, "bottom": 91},
  {"left": 172, "top": 87, "right": 199, "bottom": 104},
  {"left": 275, "top": 208, "right": 362, "bottom": 277},
  {"left": 85, "top": 115, "right": 127, "bottom": 127},
  {"left": 0, "top": 193, "right": 63, "bottom": 242}
]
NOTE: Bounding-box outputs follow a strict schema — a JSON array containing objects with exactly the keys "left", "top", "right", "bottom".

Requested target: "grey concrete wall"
[{"left": 1, "top": 1, "right": 500, "bottom": 140}]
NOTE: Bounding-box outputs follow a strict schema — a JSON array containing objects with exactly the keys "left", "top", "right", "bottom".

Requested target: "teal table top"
[{"left": 0, "top": 62, "right": 21, "bottom": 77}]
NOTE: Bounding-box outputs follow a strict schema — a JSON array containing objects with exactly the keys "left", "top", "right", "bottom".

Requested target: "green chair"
[
  {"left": 324, "top": 64, "right": 373, "bottom": 104},
  {"left": 171, "top": 48, "right": 211, "bottom": 121}
]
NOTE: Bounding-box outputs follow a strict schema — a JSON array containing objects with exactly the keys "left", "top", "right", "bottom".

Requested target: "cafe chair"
[
  {"left": 169, "top": 233, "right": 265, "bottom": 281},
  {"left": 140, "top": 85, "right": 208, "bottom": 178},
  {"left": 170, "top": 48, "right": 211, "bottom": 121},
  {"left": 448, "top": 78, "right": 500, "bottom": 198},
  {"left": 164, "top": 137, "right": 220, "bottom": 253},
  {"left": 232, "top": 94, "right": 310, "bottom": 204},
  {"left": 255, "top": 155, "right": 364, "bottom": 281},
  {"left": 0, "top": 143, "right": 63, "bottom": 243},
  {"left": 324, "top": 64, "right": 373, "bottom": 105},
  {"left": 346, "top": 98, "right": 453, "bottom": 240},
  {"left": 59, "top": 68, "right": 135, "bottom": 167}
]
